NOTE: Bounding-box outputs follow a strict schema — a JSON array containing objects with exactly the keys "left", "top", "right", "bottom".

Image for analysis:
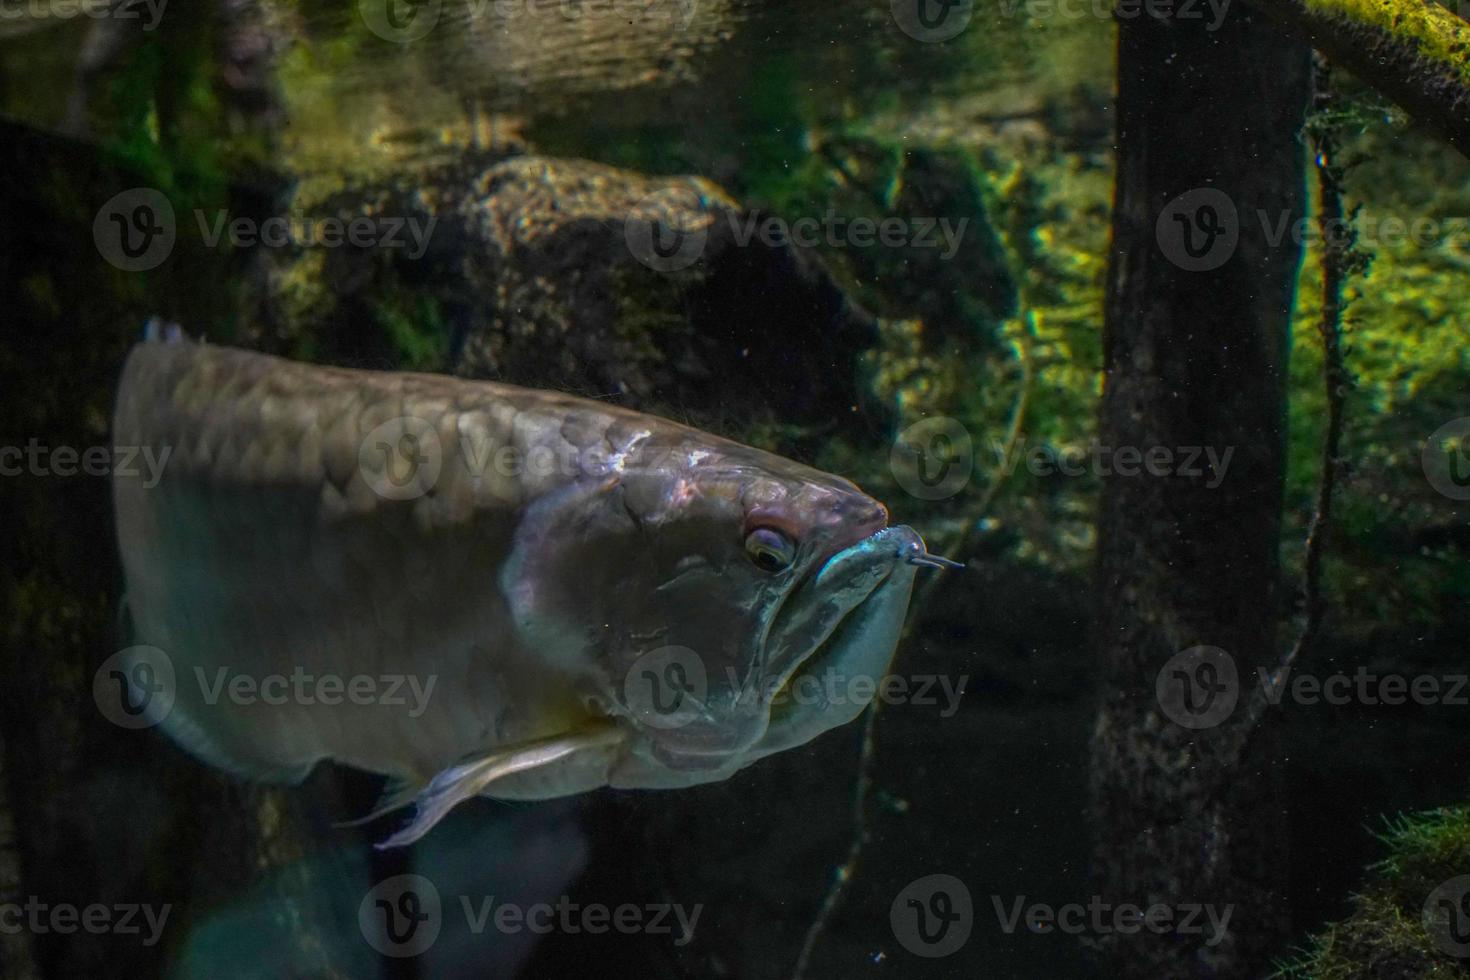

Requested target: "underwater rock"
[{"left": 249, "top": 153, "right": 889, "bottom": 449}]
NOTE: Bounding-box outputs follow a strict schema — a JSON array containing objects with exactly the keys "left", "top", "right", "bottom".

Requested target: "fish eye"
[{"left": 744, "top": 526, "right": 796, "bottom": 573}]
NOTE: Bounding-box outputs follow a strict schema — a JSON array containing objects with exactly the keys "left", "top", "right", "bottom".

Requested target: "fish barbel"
[{"left": 111, "top": 336, "right": 952, "bottom": 845}]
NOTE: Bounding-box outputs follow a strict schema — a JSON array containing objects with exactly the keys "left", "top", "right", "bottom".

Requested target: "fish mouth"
[
  {"left": 753, "top": 526, "right": 926, "bottom": 755},
  {"left": 762, "top": 525, "right": 924, "bottom": 716},
  {"left": 766, "top": 591, "right": 875, "bottom": 723},
  {"left": 640, "top": 527, "right": 913, "bottom": 774}
]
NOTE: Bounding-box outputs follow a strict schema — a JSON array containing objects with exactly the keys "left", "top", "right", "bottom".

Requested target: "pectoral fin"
[
  {"left": 374, "top": 728, "right": 625, "bottom": 849},
  {"left": 333, "top": 777, "right": 423, "bottom": 830}
]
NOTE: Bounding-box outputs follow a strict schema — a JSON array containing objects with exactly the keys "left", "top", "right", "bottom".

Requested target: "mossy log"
[{"left": 1243, "top": 0, "right": 1470, "bottom": 155}]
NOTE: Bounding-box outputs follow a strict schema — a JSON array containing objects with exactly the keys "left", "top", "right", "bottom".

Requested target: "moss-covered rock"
[{"left": 242, "top": 152, "right": 892, "bottom": 454}]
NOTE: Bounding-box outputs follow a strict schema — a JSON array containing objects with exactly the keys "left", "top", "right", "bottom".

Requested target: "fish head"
[{"left": 502, "top": 431, "right": 927, "bottom": 787}]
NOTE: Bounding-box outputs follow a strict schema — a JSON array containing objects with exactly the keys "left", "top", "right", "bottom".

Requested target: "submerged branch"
[
  {"left": 788, "top": 698, "right": 881, "bottom": 980},
  {"left": 1235, "top": 54, "right": 1355, "bottom": 742}
]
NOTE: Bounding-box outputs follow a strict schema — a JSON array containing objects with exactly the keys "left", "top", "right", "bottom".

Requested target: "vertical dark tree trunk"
[{"left": 1089, "top": 6, "right": 1311, "bottom": 979}]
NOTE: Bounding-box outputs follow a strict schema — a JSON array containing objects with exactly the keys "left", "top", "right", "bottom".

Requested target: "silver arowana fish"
[{"left": 112, "top": 336, "right": 957, "bottom": 846}]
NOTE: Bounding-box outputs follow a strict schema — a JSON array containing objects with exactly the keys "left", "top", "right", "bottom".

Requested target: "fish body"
[{"left": 112, "top": 338, "right": 935, "bottom": 843}]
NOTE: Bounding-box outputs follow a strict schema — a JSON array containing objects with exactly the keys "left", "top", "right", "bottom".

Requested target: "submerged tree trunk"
[{"left": 1088, "top": 5, "right": 1311, "bottom": 979}]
